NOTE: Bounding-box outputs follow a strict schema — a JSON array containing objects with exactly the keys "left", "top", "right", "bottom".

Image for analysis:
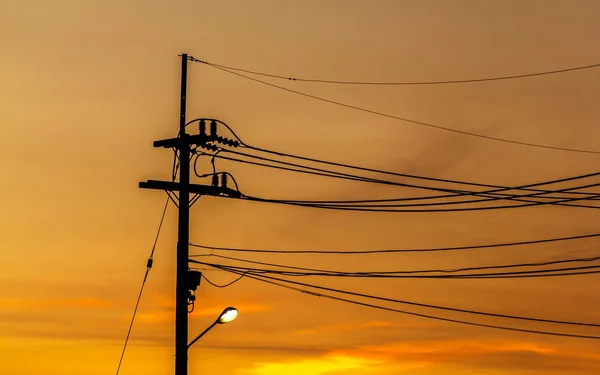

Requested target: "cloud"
[
  {"left": 0, "top": 297, "right": 115, "bottom": 309},
  {"left": 237, "top": 355, "right": 382, "bottom": 375},
  {"left": 295, "top": 321, "right": 392, "bottom": 335},
  {"left": 333, "top": 339, "right": 600, "bottom": 372}
]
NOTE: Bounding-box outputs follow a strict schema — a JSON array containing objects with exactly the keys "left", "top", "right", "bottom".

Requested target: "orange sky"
[{"left": 2, "top": 1, "right": 600, "bottom": 374}]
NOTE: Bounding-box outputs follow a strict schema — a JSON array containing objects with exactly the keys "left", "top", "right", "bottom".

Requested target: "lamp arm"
[{"left": 187, "top": 320, "right": 219, "bottom": 349}]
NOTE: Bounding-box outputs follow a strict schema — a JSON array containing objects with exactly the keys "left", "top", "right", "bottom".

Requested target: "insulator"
[
  {"left": 146, "top": 258, "right": 153, "bottom": 269},
  {"left": 199, "top": 119, "right": 207, "bottom": 136},
  {"left": 212, "top": 174, "right": 219, "bottom": 186},
  {"left": 210, "top": 120, "right": 217, "bottom": 138},
  {"left": 233, "top": 140, "right": 240, "bottom": 148},
  {"left": 221, "top": 173, "right": 228, "bottom": 188},
  {"left": 217, "top": 136, "right": 224, "bottom": 144}
]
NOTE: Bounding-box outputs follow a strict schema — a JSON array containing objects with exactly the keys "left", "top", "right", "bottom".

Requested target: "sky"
[{"left": 1, "top": 0, "right": 600, "bottom": 374}]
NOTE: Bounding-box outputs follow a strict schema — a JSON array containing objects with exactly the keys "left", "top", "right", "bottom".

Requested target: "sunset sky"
[{"left": 2, "top": 1, "right": 600, "bottom": 374}]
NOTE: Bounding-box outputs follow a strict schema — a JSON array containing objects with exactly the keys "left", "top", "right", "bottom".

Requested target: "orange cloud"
[
  {"left": 0, "top": 297, "right": 114, "bottom": 309},
  {"left": 237, "top": 355, "right": 383, "bottom": 375},
  {"left": 295, "top": 321, "right": 392, "bottom": 335},
  {"left": 330, "top": 339, "right": 560, "bottom": 364}
]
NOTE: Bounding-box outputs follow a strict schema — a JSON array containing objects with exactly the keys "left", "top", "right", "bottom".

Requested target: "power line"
[
  {"left": 214, "top": 149, "right": 600, "bottom": 209},
  {"left": 242, "top": 145, "right": 600, "bottom": 199},
  {"left": 189, "top": 231, "right": 600, "bottom": 255},
  {"left": 209, "top": 267, "right": 600, "bottom": 339},
  {"left": 198, "top": 62, "right": 600, "bottom": 155},
  {"left": 200, "top": 272, "right": 247, "bottom": 288},
  {"left": 192, "top": 58, "right": 600, "bottom": 86},
  {"left": 190, "top": 252, "right": 600, "bottom": 276},
  {"left": 210, "top": 265, "right": 600, "bottom": 326},
  {"left": 192, "top": 259, "right": 600, "bottom": 279},
  {"left": 241, "top": 190, "right": 600, "bottom": 213},
  {"left": 115, "top": 198, "right": 169, "bottom": 375}
]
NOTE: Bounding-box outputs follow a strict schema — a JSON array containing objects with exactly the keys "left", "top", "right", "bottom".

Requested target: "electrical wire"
[
  {"left": 199, "top": 63, "right": 600, "bottom": 154},
  {"left": 115, "top": 198, "right": 169, "bottom": 375},
  {"left": 241, "top": 190, "right": 600, "bottom": 213},
  {"left": 216, "top": 149, "right": 600, "bottom": 209},
  {"left": 190, "top": 252, "right": 600, "bottom": 276},
  {"left": 191, "top": 259, "right": 600, "bottom": 279},
  {"left": 210, "top": 267, "right": 600, "bottom": 339},
  {"left": 190, "top": 231, "right": 600, "bottom": 255},
  {"left": 242, "top": 146, "right": 600, "bottom": 199},
  {"left": 209, "top": 265, "right": 600, "bottom": 326},
  {"left": 191, "top": 58, "right": 600, "bottom": 86},
  {"left": 201, "top": 272, "right": 247, "bottom": 288}
]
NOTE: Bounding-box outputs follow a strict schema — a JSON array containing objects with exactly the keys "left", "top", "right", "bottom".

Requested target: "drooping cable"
[
  {"left": 209, "top": 266, "right": 600, "bottom": 340},
  {"left": 115, "top": 198, "right": 169, "bottom": 375},
  {"left": 198, "top": 62, "right": 600, "bottom": 154},
  {"left": 239, "top": 146, "right": 600, "bottom": 199},
  {"left": 190, "top": 252, "right": 600, "bottom": 276},
  {"left": 190, "top": 231, "right": 600, "bottom": 255},
  {"left": 240, "top": 190, "right": 600, "bottom": 213},
  {"left": 200, "top": 272, "right": 248, "bottom": 288},
  {"left": 192, "top": 58, "right": 600, "bottom": 86},
  {"left": 214, "top": 150, "right": 600, "bottom": 209},
  {"left": 191, "top": 259, "right": 600, "bottom": 279}
]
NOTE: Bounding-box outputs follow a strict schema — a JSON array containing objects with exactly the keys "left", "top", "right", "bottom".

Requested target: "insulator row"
[
  {"left": 197, "top": 119, "right": 240, "bottom": 147},
  {"left": 198, "top": 143, "right": 219, "bottom": 152},
  {"left": 215, "top": 136, "right": 240, "bottom": 148}
]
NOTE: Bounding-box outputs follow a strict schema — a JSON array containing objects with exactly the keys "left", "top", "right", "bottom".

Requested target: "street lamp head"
[{"left": 218, "top": 307, "right": 238, "bottom": 324}]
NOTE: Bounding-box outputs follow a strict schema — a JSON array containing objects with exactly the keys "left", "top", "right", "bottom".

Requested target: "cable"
[
  {"left": 214, "top": 265, "right": 600, "bottom": 326},
  {"left": 241, "top": 190, "right": 600, "bottom": 213},
  {"left": 212, "top": 267, "right": 600, "bottom": 339},
  {"left": 191, "top": 58, "right": 600, "bottom": 86},
  {"left": 242, "top": 146, "right": 600, "bottom": 199},
  {"left": 201, "top": 63, "right": 600, "bottom": 154},
  {"left": 192, "top": 259, "right": 600, "bottom": 279},
  {"left": 217, "top": 149, "right": 600, "bottom": 209},
  {"left": 193, "top": 153, "right": 242, "bottom": 192},
  {"left": 189, "top": 232, "right": 600, "bottom": 255},
  {"left": 201, "top": 272, "right": 247, "bottom": 288},
  {"left": 115, "top": 198, "right": 169, "bottom": 375},
  {"left": 212, "top": 159, "right": 600, "bottom": 211},
  {"left": 191, "top": 252, "right": 600, "bottom": 276}
]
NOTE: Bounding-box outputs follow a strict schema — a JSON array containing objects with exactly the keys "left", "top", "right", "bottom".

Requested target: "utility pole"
[
  {"left": 175, "top": 53, "right": 190, "bottom": 375},
  {"left": 140, "top": 54, "right": 241, "bottom": 375}
]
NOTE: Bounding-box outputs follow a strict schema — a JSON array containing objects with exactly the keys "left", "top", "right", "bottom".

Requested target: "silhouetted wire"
[
  {"left": 189, "top": 232, "right": 600, "bottom": 255},
  {"left": 200, "top": 63, "right": 600, "bottom": 154},
  {"left": 240, "top": 190, "right": 600, "bottom": 212},
  {"left": 116, "top": 198, "right": 169, "bottom": 375},
  {"left": 191, "top": 259, "right": 600, "bottom": 279},
  {"left": 242, "top": 146, "right": 600, "bottom": 199},
  {"left": 213, "top": 265, "right": 600, "bottom": 326},
  {"left": 191, "top": 58, "right": 600, "bottom": 86},
  {"left": 211, "top": 267, "right": 600, "bottom": 339},
  {"left": 201, "top": 272, "right": 247, "bottom": 288},
  {"left": 193, "top": 153, "right": 241, "bottom": 192},
  {"left": 217, "top": 149, "right": 600, "bottom": 208},
  {"left": 191, "top": 252, "right": 600, "bottom": 275}
]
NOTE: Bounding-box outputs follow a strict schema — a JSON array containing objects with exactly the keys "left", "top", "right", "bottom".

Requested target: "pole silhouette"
[
  {"left": 175, "top": 53, "right": 190, "bottom": 375},
  {"left": 140, "top": 54, "right": 242, "bottom": 375}
]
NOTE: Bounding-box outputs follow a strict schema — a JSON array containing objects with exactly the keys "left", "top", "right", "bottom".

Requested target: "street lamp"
[{"left": 187, "top": 307, "right": 238, "bottom": 349}]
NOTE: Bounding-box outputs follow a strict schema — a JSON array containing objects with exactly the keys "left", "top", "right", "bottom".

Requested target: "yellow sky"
[{"left": 2, "top": 0, "right": 600, "bottom": 374}]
